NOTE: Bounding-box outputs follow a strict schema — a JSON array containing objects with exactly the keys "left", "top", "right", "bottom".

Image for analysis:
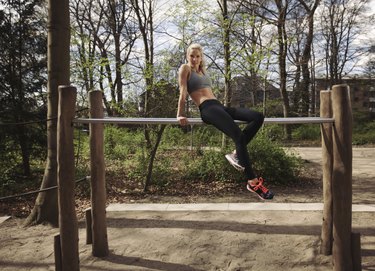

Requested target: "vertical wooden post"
[
  {"left": 320, "top": 90, "right": 333, "bottom": 255},
  {"left": 331, "top": 84, "right": 353, "bottom": 271},
  {"left": 89, "top": 90, "right": 109, "bottom": 257},
  {"left": 351, "top": 232, "right": 362, "bottom": 271},
  {"left": 57, "top": 85, "right": 79, "bottom": 271},
  {"left": 54, "top": 234, "right": 62, "bottom": 271},
  {"left": 85, "top": 208, "right": 92, "bottom": 245}
]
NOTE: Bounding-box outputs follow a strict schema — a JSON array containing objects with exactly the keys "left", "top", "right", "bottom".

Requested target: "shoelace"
[{"left": 250, "top": 177, "right": 269, "bottom": 194}]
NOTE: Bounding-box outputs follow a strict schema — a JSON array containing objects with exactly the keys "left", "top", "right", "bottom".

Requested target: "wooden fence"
[{"left": 55, "top": 84, "right": 358, "bottom": 271}]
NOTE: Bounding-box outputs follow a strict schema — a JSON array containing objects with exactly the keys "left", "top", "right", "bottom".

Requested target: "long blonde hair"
[{"left": 186, "top": 43, "right": 207, "bottom": 74}]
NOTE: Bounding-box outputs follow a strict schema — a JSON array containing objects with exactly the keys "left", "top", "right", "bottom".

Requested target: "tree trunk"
[
  {"left": 143, "top": 125, "right": 165, "bottom": 192},
  {"left": 298, "top": 0, "right": 321, "bottom": 116},
  {"left": 17, "top": 126, "right": 31, "bottom": 176},
  {"left": 24, "top": 0, "right": 70, "bottom": 227},
  {"left": 219, "top": 0, "right": 231, "bottom": 149},
  {"left": 276, "top": 0, "right": 291, "bottom": 139}
]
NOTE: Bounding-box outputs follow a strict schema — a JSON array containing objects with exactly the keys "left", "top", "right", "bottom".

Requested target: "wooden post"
[
  {"left": 89, "top": 90, "right": 109, "bottom": 257},
  {"left": 351, "top": 232, "right": 362, "bottom": 271},
  {"left": 331, "top": 84, "right": 353, "bottom": 271},
  {"left": 57, "top": 85, "right": 79, "bottom": 271},
  {"left": 54, "top": 234, "right": 62, "bottom": 271},
  {"left": 320, "top": 90, "right": 333, "bottom": 255},
  {"left": 85, "top": 208, "right": 92, "bottom": 245}
]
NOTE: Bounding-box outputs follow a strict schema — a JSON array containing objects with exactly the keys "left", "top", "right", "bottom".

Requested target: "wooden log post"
[
  {"left": 85, "top": 208, "right": 92, "bottom": 245},
  {"left": 351, "top": 232, "right": 362, "bottom": 271},
  {"left": 89, "top": 90, "right": 109, "bottom": 257},
  {"left": 331, "top": 84, "right": 353, "bottom": 271},
  {"left": 320, "top": 90, "right": 333, "bottom": 255},
  {"left": 57, "top": 85, "right": 79, "bottom": 271},
  {"left": 54, "top": 234, "right": 62, "bottom": 271}
]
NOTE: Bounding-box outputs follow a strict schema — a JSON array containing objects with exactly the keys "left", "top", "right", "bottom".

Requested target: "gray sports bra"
[{"left": 187, "top": 71, "right": 212, "bottom": 94}]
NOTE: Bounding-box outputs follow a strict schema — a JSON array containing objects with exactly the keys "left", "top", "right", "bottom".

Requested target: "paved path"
[
  {"left": 290, "top": 147, "right": 375, "bottom": 178},
  {"left": 107, "top": 202, "right": 375, "bottom": 212}
]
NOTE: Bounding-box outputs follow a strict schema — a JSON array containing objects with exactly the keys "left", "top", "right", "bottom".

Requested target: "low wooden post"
[
  {"left": 331, "top": 84, "right": 353, "bottom": 271},
  {"left": 57, "top": 85, "right": 79, "bottom": 271},
  {"left": 351, "top": 232, "right": 362, "bottom": 271},
  {"left": 89, "top": 90, "right": 109, "bottom": 257},
  {"left": 85, "top": 208, "right": 92, "bottom": 245},
  {"left": 54, "top": 234, "right": 62, "bottom": 271},
  {"left": 320, "top": 90, "right": 333, "bottom": 255}
]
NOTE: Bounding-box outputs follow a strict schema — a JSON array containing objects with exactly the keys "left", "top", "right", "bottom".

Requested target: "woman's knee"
[{"left": 254, "top": 111, "right": 264, "bottom": 125}]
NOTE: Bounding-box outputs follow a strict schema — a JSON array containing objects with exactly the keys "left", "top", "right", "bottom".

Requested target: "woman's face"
[{"left": 187, "top": 48, "right": 202, "bottom": 70}]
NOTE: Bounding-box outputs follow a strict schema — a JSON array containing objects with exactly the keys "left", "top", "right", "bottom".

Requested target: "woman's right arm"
[{"left": 177, "top": 64, "right": 190, "bottom": 126}]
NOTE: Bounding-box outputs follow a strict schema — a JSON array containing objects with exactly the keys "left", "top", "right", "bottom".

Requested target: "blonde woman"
[{"left": 177, "top": 43, "right": 273, "bottom": 200}]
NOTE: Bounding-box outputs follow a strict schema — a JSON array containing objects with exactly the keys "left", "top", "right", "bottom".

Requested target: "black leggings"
[{"left": 199, "top": 99, "right": 264, "bottom": 180}]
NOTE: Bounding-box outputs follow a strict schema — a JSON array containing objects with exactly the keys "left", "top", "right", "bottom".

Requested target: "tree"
[
  {"left": 275, "top": 0, "right": 293, "bottom": 138},
  {"left": 0, "top": 0, "right": 47, "bottom": 178},
  {"left": 317, "top": 0, "right": 369, "bottom": 85},
  {"left": 288, "top": 0, "right": 320, "bottom": 116},
  {"left": 131, "top": 0, "right": 165, "bottom": 191},
  {"left": 24, "top": 0, "right": 70, "bottom": 227},
  {"left": 70, "top": 0, "right": 138, "bottom": 115},
  {"left": 298, "top": 0, "right": 320, "bottom": 116}
]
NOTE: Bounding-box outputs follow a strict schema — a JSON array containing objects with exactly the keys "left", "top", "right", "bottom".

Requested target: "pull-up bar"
[
  {"left": 73, "top": 117, "right": 335, "bottom": 125},
  {"left": 57, "top": 84, "right": 356, "bottom": 271}
]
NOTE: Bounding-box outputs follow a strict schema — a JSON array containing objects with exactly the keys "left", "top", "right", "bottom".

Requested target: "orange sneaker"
[{"left": 247, "top": 177, "right": 274, "bottom": 200}]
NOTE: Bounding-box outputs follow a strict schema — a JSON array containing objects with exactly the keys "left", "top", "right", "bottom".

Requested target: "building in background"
[
  {"left": 230, "top": 75, "right": 280, "bottom": 107},
  {"left": 315, "top": 77, "right": 375, "bottom": 118}
]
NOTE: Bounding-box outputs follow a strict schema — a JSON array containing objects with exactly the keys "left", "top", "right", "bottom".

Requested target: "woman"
[{"left": 177, "top": 43, "right": 274, "bottom": 200}]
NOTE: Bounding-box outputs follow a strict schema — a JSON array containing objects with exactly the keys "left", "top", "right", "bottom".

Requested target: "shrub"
[
  {"left": 352, "top": 113, "right": 375, "bottom": 145},
  {"left": 104, "top": 126, "right": 144, "bottom": 160},
  {"left": 292, "top": 124, "right": 321, "bottom": 141},
  {"left": 249, "top": 134, "right": 302, "bottom": 184},
  {"left": 178, "top": 131, "right": 302, "bottom": 185},
  {"left": 80, "top": 125, "right": 303, "bottom": 189},
  {"left": 262, "top": 124, "right": 285, "bottom": 141},
  {"left": 182, "top": 149, "right": 240, "bottom": 182}
]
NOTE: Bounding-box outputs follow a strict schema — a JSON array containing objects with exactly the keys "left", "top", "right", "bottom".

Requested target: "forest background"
[{"left": 1, "top": 0, "right": 375, "bottom": 226}]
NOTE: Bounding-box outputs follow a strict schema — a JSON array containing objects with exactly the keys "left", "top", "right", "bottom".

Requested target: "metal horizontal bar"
[{"left": 73, "top": 117, "right": 334, "bottom": 125}]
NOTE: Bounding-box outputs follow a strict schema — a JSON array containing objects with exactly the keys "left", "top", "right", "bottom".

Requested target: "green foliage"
[
  {"left": 249, "top": 134, "right": 302, "bottom": 184},
  {"left": 99, "top": 126, "right": 302, "bottom": 185},
  {"left": 352, "top": 111, "right": 375, "bottom": 145},
  {"left": 182, "top": 149, "right": 240, "bottom": 182},
  {"left": 104, "top": 126, "right": 144, "bottom": 160},
  {"left": 292, "top": 124, "right": 321, "bottom": 141},
  {"left": 261, "top": 124, "right": 285, "bottom": 141},
  {"left": 0, "top": 146, "right": 22, "bottom": 196},
  {"left": 160, "top": 126, "right": 190, "bottom": 148},
  {"left": 264, "top": 99, "right": 284, "bottom": 117},
  {"left": 0, "top": 0, "right": 47, "bottom": 181}
]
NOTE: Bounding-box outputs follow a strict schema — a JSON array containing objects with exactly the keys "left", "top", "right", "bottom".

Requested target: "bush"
[
  {"left": 77, "top": 125, "right": 302, "bottom": 189},
  {"left": 104, "top": 126, "right": 144, "bottom": 160},
  {"left": 352, "top": 112, "right": 375, "bottom": 145},
  {"left": 176, "top": 131, "right": 302, "bottom": 185},
  {"left": 292, "top": 124, "right": 321, "bottom": 141},
  {"left": 182, "top": 149, "right": 240, "bottom": 182},
  {"left": 160, "top": 126, "right": 190, "bottom": 148},
  {"left": 262, "top": 124, "right": 285, "bottom": 141},
  {"left": 249, "top": 134, "right": 302, "bottom": 184},
  {"left": 352, "top": 120, "right": 375, "bottom": 145}
]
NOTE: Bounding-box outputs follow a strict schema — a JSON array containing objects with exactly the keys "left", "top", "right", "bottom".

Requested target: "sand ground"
[{"left": 0, "top": 147, "right": 374, "bottom": 271}]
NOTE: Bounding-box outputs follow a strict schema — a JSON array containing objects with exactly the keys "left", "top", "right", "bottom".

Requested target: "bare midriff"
[{"left": 189, "top": 88, "right": 217, "bottom": 106}]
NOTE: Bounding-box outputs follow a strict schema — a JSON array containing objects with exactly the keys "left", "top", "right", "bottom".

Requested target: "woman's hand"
[{"left": 177, "top": 116, "right": 188, "bottom": 126}]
